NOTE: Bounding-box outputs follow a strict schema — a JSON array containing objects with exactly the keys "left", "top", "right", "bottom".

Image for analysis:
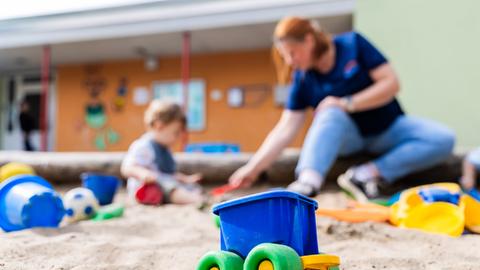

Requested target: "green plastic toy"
[{"left": 93, "top": 203, "right": 124, "bottom": 221}]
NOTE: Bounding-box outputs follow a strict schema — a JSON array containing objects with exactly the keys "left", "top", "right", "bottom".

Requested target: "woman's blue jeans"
[{"left": 296, "top": 107, "right": 455, "bottom": 183}]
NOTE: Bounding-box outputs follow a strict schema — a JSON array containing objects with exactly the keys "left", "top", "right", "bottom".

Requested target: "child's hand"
[
  {"left": 180, "top": 173, "right": 203, "bottom": 184},
  {"left": 460, "top": 176, "right": 475, "bottom": 190},
  {"left": 141, "top": 171, "right": 159, "bottom": 184}
]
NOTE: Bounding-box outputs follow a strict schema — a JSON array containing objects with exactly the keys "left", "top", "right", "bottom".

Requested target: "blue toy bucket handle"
[
  {"left": 0, "top": 175, "right": 64, "bottom": 232},
  {"left": 419, "top": 188, "right": 460, "bottom": 205}
]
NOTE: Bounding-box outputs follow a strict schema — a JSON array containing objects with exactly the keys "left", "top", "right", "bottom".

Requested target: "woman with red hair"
[{"left": 230, "top": 17, "right": 455, "bottom": 201}]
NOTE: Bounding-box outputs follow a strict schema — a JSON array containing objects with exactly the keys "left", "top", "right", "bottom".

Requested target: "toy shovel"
[{"left": 210, "top": 184, "right": 238, "bottom": 197}]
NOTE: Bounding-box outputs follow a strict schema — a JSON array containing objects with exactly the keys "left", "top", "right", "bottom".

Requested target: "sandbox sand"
[{"left": 0, "top": 187, "right": 479, "bottom": 270}]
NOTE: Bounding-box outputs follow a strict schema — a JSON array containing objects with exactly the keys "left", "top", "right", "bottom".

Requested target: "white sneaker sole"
[
  {"left": 337, "top": 173, "right": 369, "bottom": 203},
  {"left": 287, "top": 181, "right": 317, "bottom": 197}
]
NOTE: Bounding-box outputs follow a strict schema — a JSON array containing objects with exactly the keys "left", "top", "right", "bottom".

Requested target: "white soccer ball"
[{"left": 63, "top": 187, "right": 99, "bottom": 222}]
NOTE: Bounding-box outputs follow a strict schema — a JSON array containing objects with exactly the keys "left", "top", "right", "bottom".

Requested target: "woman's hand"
[
  {"left": 315, "top": 96, "right": 347, "bottom": 113},
  {"left": 229, "top": 164, "right": 260, "bottom": 188}
]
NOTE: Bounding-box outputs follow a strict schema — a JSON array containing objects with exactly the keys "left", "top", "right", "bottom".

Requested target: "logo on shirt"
[{"left": 344, "top": 59, "right": 359, "bottom": 78}]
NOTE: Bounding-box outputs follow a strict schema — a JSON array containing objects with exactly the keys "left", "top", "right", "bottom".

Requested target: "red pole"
[
  {"left": 180, "top": 32, "right": 191, "bottom": 150},
  {"left": 40, "top": 45, "right": 50, "bottom": 151},
  {"left": 182, "top": 31, "right": 190, "bottom": 110}
]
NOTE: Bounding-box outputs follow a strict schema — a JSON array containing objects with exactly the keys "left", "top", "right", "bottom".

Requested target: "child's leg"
[
  {"left": 169, "top": 187, "right": 204, "bottom": 204},
  {"left": 158, "top": 175, "right": 204, "bottom": 205}
]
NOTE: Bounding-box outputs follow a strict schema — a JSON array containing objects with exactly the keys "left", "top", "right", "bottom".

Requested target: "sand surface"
[{"left": 1, "top": 187, "right": 479, "bottom": 270}]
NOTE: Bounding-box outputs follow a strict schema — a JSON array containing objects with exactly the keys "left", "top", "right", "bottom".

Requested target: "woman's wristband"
[{"left": 342, "top": 95, "right": 355, "bottom": 113}]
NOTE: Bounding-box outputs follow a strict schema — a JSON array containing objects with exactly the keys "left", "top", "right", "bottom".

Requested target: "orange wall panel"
[{"left": 55, "top": 49, "right": 312, "bottom": 152}]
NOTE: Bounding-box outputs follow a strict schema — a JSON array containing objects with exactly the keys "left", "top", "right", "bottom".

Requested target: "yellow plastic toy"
[
  {"left": 390, "top": 182, "right": 461, "bottom": 227},
  {"left": 320, "top": 182, "right": 479, "bottom": 237},
  {"left": 0, "top": 162, "right": 35, "bottom": 183},
  {"left": 390, "top": 182, "right": 480, "bottom": 237},
  {"left": 400, "top": 202, "right": 465, "bottom": 237},
  {"left": 463, "top": 195, "right": 480, "bottom": 233}
]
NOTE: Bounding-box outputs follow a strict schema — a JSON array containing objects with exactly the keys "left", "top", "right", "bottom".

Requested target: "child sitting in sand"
[
  {"left": 460, "top": 147, "right": 480, "bottom": 193},
  {"left": 121, "top": 100, "right": 204, "bottom": 204}
]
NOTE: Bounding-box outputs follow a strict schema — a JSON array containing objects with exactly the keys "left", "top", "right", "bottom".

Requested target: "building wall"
[
  {"left": 0, "top": 78, "right": 4, "bottom": 148},
  {"left": 356, "top": 0, "right": 480, "bottom": 150},
  {"left": 56, "top": 49, "right": 312, "bottom": 152}
]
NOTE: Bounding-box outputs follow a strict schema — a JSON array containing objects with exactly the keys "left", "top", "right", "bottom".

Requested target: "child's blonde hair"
[{"left": 144, "top": 100, "right": 187, "bottom": 128}]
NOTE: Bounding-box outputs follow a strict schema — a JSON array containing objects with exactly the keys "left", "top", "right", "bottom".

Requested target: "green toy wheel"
[
  {"left": 196, "top": 250, "right": 244, "bottom": 270},
  {"left": 244, "top": 243, "right": 302, "bottom": 270},
  {"left": 328, "top": 267, "right": 340, "bottom": 270}
]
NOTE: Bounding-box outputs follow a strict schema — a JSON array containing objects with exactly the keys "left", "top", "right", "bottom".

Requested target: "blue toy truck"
[{"left": 197, "top": 190, "right": 340, "bottom": 270}]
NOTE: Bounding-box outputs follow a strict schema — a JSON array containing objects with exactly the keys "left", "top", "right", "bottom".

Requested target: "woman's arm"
[
  {"left": 315, "top": 63, "right": 400, "bottom": 113},
  {"left": 248, "top": 110, "right": 306, "bottom": 173},
  {"left": 229, "top": 110, "right": 306, "bottom": 187},
  {"left": 349, "top": 63, "right": 400, "bottom": 112}
]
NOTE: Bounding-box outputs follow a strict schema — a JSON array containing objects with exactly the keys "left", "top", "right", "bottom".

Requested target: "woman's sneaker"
[
  {"left": 337, "top": 169, "right": 380, "bottom": 202},
  {"left": 287, "top": 180, "right": 320, "bottom": 197}
]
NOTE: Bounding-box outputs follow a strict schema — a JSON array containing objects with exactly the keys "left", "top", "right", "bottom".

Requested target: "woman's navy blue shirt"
[{"left": 286, "top": 32, "right": 404, "bottom": 136}]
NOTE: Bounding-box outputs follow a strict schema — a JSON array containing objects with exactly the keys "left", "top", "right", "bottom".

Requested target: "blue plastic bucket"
[
  {"left": 212, "top": 190, "right": 319, "bottom": 258},
  {"left": 0, "top": 175, "right": 64, "bottom": 232},
  {"left": 81, "top": 173, "right": 120, "bottom": 205}
]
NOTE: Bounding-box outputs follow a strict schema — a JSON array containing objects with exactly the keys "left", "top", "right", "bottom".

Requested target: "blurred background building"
[{"left": 0, "top": 0, "right": 478, "bottom": 152}]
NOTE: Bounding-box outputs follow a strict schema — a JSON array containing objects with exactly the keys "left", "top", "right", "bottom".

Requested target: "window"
[{"left": 152, "top": 80, "right": 206, "bottom": 131}]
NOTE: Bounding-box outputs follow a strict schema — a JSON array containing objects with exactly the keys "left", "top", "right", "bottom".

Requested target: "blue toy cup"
[
  {"left": 0, "top": 175, "right": 65, "bottom": 232},
  {"left": 81, "top": 173, "right": 120, "bottom": 205},
  {"left": 212, "top": 190, "right": 319, "bottom": 259}
]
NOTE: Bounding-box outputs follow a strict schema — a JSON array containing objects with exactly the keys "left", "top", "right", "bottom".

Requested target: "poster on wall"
[
  {"left": 80, "top": 65, "right": 121, "bottom": 151},
  {"left": 152, "top": 80, "right": 205, "bottom": 131},
  {"left": 133, "top": 87, "right": 150, "bottom": 105},
  {"left": 112, "top": 77, "right": 128, "bottom": 112}
]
